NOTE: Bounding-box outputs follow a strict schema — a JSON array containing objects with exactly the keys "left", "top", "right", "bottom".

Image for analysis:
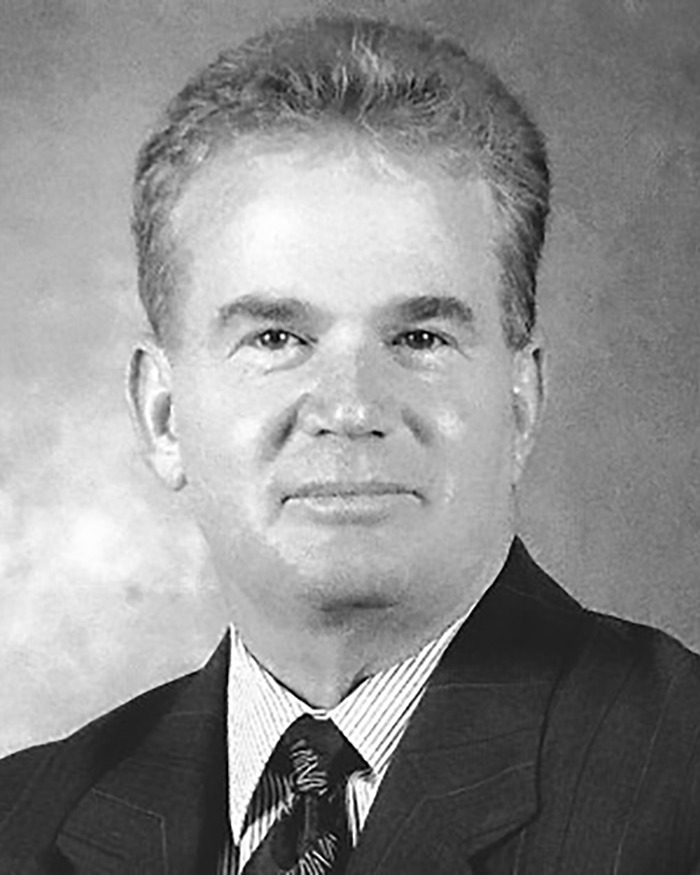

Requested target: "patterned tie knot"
[
  {"left": 282, "top": 716, "right": 363, "bottom": 798},
  {"left": 288, "top": 738, "right": 328, "bottom": 796}
]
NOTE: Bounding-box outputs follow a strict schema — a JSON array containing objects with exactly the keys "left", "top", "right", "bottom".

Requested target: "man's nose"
[{"left": 298, "top": 342, "right": 397, "bottom": 439}]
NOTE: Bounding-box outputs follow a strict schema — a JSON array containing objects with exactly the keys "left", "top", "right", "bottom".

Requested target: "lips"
[
  {"left": 280, "top": 480, "right": 423, "bottom": 526},
  {"left": 282, "top": 481, "right": 421, "bottom": 502}
]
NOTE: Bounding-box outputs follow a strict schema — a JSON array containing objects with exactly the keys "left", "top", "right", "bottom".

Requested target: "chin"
[
  {"left": 312, "top": 590, "right": 400, "bottom": 616},
  {"left": 281, "top": 541, "right": 410, "bottom": 602}
]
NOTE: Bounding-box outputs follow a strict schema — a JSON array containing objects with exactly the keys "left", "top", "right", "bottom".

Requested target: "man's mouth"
[
  {"left": 281, "top": 481, "right": 423, "bottom": 525},
  {"left": 283, "top": 481, "right": 421, "bottom": 501}
]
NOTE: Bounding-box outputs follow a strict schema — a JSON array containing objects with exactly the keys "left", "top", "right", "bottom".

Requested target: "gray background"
[{"left": 1, "top": 0, "right": 699, "bottom": 755}]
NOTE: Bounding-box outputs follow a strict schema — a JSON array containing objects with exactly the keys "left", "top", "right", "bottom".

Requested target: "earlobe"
[
  {"left": 126, "top": 339, "right": 187, "bottom": 491},
  {"left": 511, "top": 338, "right": 545, "bottom": 482}
]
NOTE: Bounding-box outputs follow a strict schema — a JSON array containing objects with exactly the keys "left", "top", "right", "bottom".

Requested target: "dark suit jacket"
[{"left": 1, "top": 538, "right": 699, "bottom": 874}]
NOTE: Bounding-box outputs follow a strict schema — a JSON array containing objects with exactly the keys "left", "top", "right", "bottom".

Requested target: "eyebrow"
[
  {"left": 387, "top": 294, "right": 475, "bottom": 328},
  {"left": 216, "top": 294, "right": 313, "bottom": 327}
]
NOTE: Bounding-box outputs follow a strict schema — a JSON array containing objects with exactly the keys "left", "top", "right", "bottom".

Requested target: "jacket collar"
[{"left": 346, "top": 537, "right": 588, "bottom": 875}]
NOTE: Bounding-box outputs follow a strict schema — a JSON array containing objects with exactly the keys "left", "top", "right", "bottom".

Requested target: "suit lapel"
[
  {"left": 347, "top": 539, "right": 588, "bottom": 875},
  {"left": 0, "top": 635, "right": 231, "bottom": 874}
]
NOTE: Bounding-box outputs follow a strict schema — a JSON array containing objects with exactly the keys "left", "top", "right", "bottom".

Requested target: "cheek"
[
  {"left": 434, "top": 372, "right": 515, "bottom": 483},
  {"left": 174, "top": 377, "right": 264, "bottom": 488},
  {"left": 176, "top": 399, "right": 273, "bottom": 542},
  {"left": 433, "top": 408, "right": 466, "bottom": 441}
]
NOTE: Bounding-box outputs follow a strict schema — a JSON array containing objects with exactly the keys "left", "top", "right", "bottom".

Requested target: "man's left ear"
[{"left": 511, "top": 333, "right": 545, "bottom": 483}]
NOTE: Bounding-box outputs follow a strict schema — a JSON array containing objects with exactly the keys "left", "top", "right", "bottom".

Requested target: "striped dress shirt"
[{"left": 225, "top": 613, "right": 470, "bottom": 873}]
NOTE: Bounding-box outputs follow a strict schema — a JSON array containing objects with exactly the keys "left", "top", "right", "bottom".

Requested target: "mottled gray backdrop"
[{"left": 1, "top": 0, "right": 699, "bottom": 755}]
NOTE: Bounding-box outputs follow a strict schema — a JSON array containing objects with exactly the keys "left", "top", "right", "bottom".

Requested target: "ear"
[
  {"left": 126, "top": 338, "right": 186, "bottom": 491},
  {"left": 510, "top": 332, "right": 545, "bottom": 484}
]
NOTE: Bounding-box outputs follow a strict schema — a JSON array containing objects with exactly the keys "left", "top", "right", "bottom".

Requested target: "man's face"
[{"left": 148, "top": 135, "right": 539, "bottom": 631}]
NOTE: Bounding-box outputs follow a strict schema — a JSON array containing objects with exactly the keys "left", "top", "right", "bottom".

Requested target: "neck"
[
  {"left": 234, "top": 607, "right": 460, "bottom": 709},
  {"left": 224, "top": 541, "right": 513, "bottom": 709}
]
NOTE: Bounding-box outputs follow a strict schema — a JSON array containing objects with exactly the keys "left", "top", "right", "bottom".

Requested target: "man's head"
[{"left": 128, "top": 15, "right": 550, "bottom": 639}]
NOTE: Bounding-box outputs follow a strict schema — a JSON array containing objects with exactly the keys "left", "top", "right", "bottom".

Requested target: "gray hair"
[{"left": 132, "top": 15, "right": 550, "bottom": 350}]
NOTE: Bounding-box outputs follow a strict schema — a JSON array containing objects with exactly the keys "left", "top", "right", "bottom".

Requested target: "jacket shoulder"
[
  {"left": 515, "top": 537, "right": 700, "bottom": 710},
  {"left": 0, "top": 666, "right": 200, "bottom": 827},
  {"left": 0, "top": 741, "right": 58, "bottom": 823},
  {"left": 583, "top": 608, "right": 700, "bottom": 708},
  {"left": 530, "top": 577, "right": 700, "bottom": 866}
]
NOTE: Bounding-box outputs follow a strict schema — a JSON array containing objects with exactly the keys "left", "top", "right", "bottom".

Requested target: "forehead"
[
  {"left": 174, "top": 129, "right": 495, "bottom": 231},
  {"left": 169, "top": 131, "right": 502, "bottom": 329}
]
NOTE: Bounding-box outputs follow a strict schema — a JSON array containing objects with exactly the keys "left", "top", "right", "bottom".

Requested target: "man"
[{"left": 1, "top": 14, "right": 698, "bottom": 874}]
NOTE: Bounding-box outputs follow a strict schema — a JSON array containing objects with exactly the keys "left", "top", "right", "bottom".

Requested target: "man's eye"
[
  {"left": 393, "top": 330, "right": 448, "bottom": 352},
  {"left": 251, "top": 329, "right": 304, "bottom": 351}
]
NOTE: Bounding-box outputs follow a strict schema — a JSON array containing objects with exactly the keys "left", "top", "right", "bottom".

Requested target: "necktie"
[{"left": 241, "top": 715, "right": 367, "bottom": 875}]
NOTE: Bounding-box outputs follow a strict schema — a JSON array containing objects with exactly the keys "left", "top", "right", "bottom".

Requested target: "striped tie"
[{"left": 241, "top": 715, "right": 366, "bottom": 875}]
